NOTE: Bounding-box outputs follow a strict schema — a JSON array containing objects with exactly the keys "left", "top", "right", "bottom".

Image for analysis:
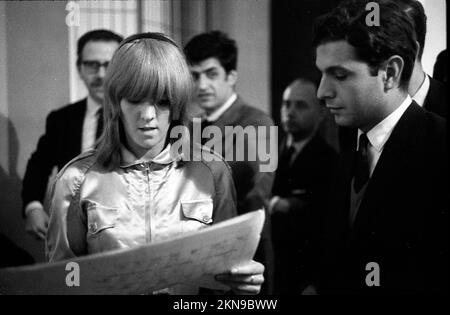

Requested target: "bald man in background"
[{"left": 269, "top": 76, "right": 338, "bottom": 294}]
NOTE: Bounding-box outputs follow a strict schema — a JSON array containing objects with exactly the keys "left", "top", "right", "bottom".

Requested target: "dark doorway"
[{"left": 271, "top": 0, "right": 342, "bottom": 125}]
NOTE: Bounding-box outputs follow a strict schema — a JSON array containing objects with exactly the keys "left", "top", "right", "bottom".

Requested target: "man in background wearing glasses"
[{"left": 22, "top": 30, "right": 123, "bottom": 241}]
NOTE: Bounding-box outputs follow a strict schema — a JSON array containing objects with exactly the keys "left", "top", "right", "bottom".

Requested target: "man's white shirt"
[
  {"left": 204, "top": 93, "right": 237, "bottom": 122},
  {"left": 357, "top": 95, "right": 412, "bottom": 176},
  {"left": 82, "top": 95, "right": 102, "bottom": 152}
]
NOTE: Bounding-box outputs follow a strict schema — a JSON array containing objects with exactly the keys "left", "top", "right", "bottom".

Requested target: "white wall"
[
  {"left": 419, "top": 0, "right": 447, "bottom": 75},
  {"left": 208, "top": 0, "right": 271, "bottom": 114},
  {"left": 0, "top": 1, "right": 8, "bottom": 171},
  {"left": 7, "top": 1, "right": 70, "bottom": 178},
  {"left": 0, "top": 1, "right": 69, "bottom": 262}
]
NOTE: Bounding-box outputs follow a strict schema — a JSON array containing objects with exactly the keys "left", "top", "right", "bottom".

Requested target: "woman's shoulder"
[
  {"left": 185, "top": 143, "right": 233, "bottom": 177},
  {"left": 55, "top": 150, "right": 99, "bottom": 183},
  {"left": 179, "top": 144, "right": 232, "bottom": 190}
]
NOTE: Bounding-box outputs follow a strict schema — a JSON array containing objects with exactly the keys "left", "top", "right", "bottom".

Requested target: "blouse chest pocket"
[
  {"left": 180, "top": 199, "right": 214, "bottom": 233},
  {"left": 86, "top": 202, "right": 119, "bottom": 238}
]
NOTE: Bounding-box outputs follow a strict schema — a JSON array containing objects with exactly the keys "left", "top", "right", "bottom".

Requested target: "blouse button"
[
  {"left": 202, "top": 215, "right": 210, "bottom": 223},
  {"left": 89, "top": 222, "right": 98, "bottom": 233},
  {"left": 137, "top": 163, "right": 146, "bottom": 170}
]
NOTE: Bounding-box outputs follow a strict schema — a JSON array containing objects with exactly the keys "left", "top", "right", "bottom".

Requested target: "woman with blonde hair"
[{"left": 46, "top": 33, "right": 264, "bottom": 295}]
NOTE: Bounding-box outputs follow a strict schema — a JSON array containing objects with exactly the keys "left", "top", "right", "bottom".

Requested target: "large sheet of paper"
[{"left": 0, "top": 210, "right": 265, "bottom": 295}]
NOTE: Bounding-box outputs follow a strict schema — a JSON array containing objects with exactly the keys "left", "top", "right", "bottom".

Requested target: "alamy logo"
[
  {"left": 169, "top": 119, "right": 278, "bottom": 172},
  {"left": 366, "top": 2, "right": 380, "bottom": 27},
  {"left": 65, "top": 1, "right": 80, "bottom": 27},
  {"left": 65, "top": 262, "right": 80, "bottom": 287},
  {"left": 365, "top": 262, "right": 380, "bottom": 287}
]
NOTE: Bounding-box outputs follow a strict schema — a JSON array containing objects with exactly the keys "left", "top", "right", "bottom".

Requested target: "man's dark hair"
[
  {"left": 433, "top": 49, "right": 447, "bottom": 83},
  {"left": 184, "top": 31, "right": 237, "bottom": 73},
  {"left": 397, "top": 0, "right": 427, "bottom": 60},
  {"left": 77, "top": 29, "right": 123, "bottom": 67},
  {"left": 312, "top": 0, "right": 417, "bottom": 90}
]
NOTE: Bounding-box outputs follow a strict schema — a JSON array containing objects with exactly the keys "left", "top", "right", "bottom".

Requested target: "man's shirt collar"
[
  {"left": 87, "top": 95, "right": 102, "bottom": 114},
  {"left": 358, "top": 95, "right": 412, "bottom": 152},
  {"left": 204, "top": 93, "right": 237, "bottom": 122},
  {"left": 412, "top": 73, "right": 430, "bottom": 107}
]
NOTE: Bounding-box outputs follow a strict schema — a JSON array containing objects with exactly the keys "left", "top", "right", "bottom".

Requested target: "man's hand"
[
  {"left": 25, "top": 205, "right": 49, "bottom": 240},
  {"left": 301, "top": 284, "right": 318, "bottom": 295},
  {"left": 272, "top": 198, "right": 290, "bottom": 214},
  {"left": 215, "top": 260, "right": 265, "bottom": 295}
]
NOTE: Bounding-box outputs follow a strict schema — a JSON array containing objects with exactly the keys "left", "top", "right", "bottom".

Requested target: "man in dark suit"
[
  {"left": 270, "top": 76, "right": 338, "bottom": 294},
  {"left": 22, "top": 30, "right": 123, "bottom": 240},
  {"left": 397, "top": 0, "right": 446, "bottom": 118},
  {"left": 184, "top": 31, "right": 276, "bottom": 293},
  {"left": 433, "top": 49, "right": 447, "bottom": 84},
  {"left": 312, "top": 0, "right": 448, "bottom": 294}
]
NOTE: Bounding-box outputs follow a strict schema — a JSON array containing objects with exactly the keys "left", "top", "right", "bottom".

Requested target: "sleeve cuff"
[
  {"left": 268, "top": 196, "right": 280, "bottom": 215},
  {"left": 24, "top": 201, "right": 44, "bottom": 217}
]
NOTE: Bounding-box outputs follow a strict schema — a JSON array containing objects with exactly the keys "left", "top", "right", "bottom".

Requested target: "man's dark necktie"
[
  {"left": 281, "top": 144, "right": 296, "bottom": 166},
  {"left": 95, "top": 108, "right": 104, "bottom": 140},
  {"left": 200, "top": 119, "right": 213, "bottom": 146},
  {"left": 353, "top": 133, "right": 370, "bottom": 193}
]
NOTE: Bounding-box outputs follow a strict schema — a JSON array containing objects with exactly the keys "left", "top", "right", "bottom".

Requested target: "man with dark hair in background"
[
  {"left": 397, "top": 0, "right": 446, "bottom": 118},
  {"left": 22, "top": 29, "right": 123, "bottom": 240},
  {"left": 312, "top": 0, "right": 447, "bottom": 294},
  {"left": 433, "top": 49, "right": 447, "bottom": 84},
  {"left": 184, "top": 31, "right": 275, "bottom": 294},
  {"left": 270, "top": 75, "right": 337, "bottom": 294}
]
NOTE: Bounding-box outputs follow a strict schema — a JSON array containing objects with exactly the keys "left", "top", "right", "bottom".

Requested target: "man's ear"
[
  {"left": 381, "top": 55, "right": 404, "bottom": 90},
  {"left": 226, "top": 70, "right": 238, "bottom": 86},
  {"left": 415, "top": 41, "right": 421, "bottom": 60}
]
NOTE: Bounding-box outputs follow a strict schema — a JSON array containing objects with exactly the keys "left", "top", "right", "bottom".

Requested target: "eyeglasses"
[{"left": 81, "top": 60, "right": 109, "bottom": 73}]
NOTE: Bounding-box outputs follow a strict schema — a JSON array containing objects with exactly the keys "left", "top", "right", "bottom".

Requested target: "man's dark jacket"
[
  {"left": 271, "top": 134, "right": 338, "bottom": 294},
  {"left": 424, "top": 76, "right": 446, "bottom": 118},
  {"left": 318, "top": 103, "right": 448, "bottom": 294},
  {"left": 22, "top": 99, "right": 87, "bottom": 215}
]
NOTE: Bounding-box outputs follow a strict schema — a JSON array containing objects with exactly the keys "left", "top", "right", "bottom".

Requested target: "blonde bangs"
[
  {"left": 105, "top": 39, "right": 193, "bottom": 118},
  {"left": 99, "top": 34, "right": 192, "bottom": 169}
]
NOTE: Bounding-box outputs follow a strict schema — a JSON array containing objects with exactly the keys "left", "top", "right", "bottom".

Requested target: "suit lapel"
[
  {"left": 290, "top": 135, "right": 320, "bottom": 168},
  {"left": 424, "top": 76, "right": 446, "bottom": 117},
  {"left": 352, "top": 103, "right": 424, "bottom": 231},
  {"left": 340, "top": 143, "right": 356, "bottom": 229},
  {"left": 327, "top": 134, "right": 356, "bottom": 242},
  {"left": 207, "top": 98, "right": 242, "bottom": 148},
  {"left": 214, "top": 97, "right": 243, "bottom": 129},
  {"left": 68, "top": 99, "right": 87, "bottom": 156}
]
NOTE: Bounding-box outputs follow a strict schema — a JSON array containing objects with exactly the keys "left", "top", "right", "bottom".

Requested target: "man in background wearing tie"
[
  {"left": 397, "top": 0, "right": 446, "bottom": 118},
  {"left": 22, "top": 29, "right": 123, "bottom": 240},
  {"left": 184, "top": 31, "right": 275, "bottom": 294},
  {"left": 270, "top": 75, "right": 338, "bottom": 294},
  {"left": 312, "top": 0, "right": 447, "bottom": 294}
]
